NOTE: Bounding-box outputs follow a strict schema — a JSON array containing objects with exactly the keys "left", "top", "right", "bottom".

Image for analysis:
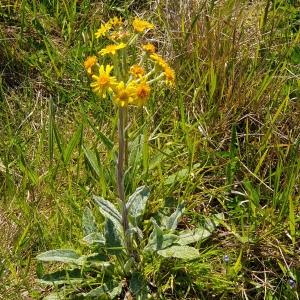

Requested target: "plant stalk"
[{"left": 117, "top": 107, "right": 131, "bottom": 253}]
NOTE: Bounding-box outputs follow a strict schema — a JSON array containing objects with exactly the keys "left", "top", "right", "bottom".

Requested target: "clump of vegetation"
[
  {"left": 36, "top": 15, "right": 207, "bottom": 299},
  {"left": 0, "top": 0, "right": 299, "bottom": 299}
]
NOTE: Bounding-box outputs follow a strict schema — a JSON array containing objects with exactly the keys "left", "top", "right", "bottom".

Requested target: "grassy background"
[{"left": 0, "top": 0, "right": 299, "bottom": 299}]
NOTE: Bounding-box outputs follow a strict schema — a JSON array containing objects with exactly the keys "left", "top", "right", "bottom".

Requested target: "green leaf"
[
  {"left": 162, "top": 203, "right": 185, "bottom": 230},
  {"left": 43, "top": 292, "right": 66, "bottom": 300},
  {"left": 48, "top": 97, "right": 54, "bottom": 161},
  {"left": 176, "top": 213, "right": 224, "bottom": 246},
  {"left": 177, "top": 227, "right": 212, "bottom": 245},
  {"left": 289, "top": 195, "right": 296, "bottom": 245},
  {"left": 80, "top": 284, "right": 109, "bottom": 298},
  {"left": 83, "top": 232, "right": 105, "bottom": 246},
  {"left": 145, "top": 219, "right": 178, "bottom": 252},
  {"left": 38, "top": 269, "right": 83, "bottom": 285},
  {"left": 105, "top": 219, "right": 123, "bottom": 254},
  {"left": 130, "top": 272, "right": 148, "bottom": 297},
  {"left": 164, "top": 168, "right": 189, "bottom": 185},
  {"left": 226, "top": 124, "right": 239, "bottom": 186},
  {"left": 79, "top": 282, "right": 122, "bottom": 299},
  {"left": 231, "top": 249, "right": 243, "bottom": 275},
  {"left": 126, "top": 186, "right": 150, "bottom": 218},
  {"left": 290, "top": 45, "right": 300, "bottom": 64},
  {"left": 93, "top": 196, "right": 122, "bottom": 233},
  {"left": 128, "top": 224, "right": 143, "bottom": 240},
  {"left": 145, "top": 232, "right": 178, "bottom": 252},
  {"left": 124, "top": 257, "right": 135, "bottom": 274},
  {"left": 63, "top": 124, "right": 82, "bottom": 165},
  {"left": 108, "top": 282, "right": 123, "bottom": 298},
  {"left": 205, "top": 212, "right": 224, "bottom": 230},
  {"left": 86, "top": 117, "right": 114, "bottom": 151},
  {"left": 82, "top": 206, "right": 98, "bottom": 236},
  {"left": 157, "top": 245, "right": 199, "bottom": 260},
  {"left": 83, "top": 146, "right": 101, "bottom": 177},
  {"left": 36, "top": 249, "right": 80, "bottom": 264},
  {"left": 85, "top": 253, "right": 110, "bottom": 268},
  {"left": 98, "top": 131, "right": 114, "bottom": 151}
]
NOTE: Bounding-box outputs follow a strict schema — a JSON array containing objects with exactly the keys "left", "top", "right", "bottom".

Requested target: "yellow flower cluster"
[
  {"left": 84, "top": 16, "right": 175, "bottom": 107},
  {"left": 95, "top": 17, "right": 123, "bottom": 38},
  {"left": 99, "top": 43, "right": 127, "bottom": 56},
  {"left": 89, "top": 66, "right": 151, "bottom": 107},
  {"left": 132, "top": 18, "right": 154, "bottom": 32}
]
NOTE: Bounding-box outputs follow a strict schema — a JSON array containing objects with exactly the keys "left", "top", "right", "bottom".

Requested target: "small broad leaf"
[
  {"left": 85, "top": 253, "right": 110, "bottom": 268},
  {"left": 164, "top": 168, "right": 189, "bottom": 185},
  {"left": 162, "top": 203, "right": 185, "bottom": 230},
  {"left": 80, "top": 284, "right": 109, "bottom": 298},
  {"left": 130, "top": 272, "right": 148, "bottom": 297},
  {"left": 93, "top": 196, "right": 122, "bottom": 233},
  {"left": 177, "top": 213, "right": 224, "bottom": 245},
  {"left": 43, "top": 292, "right": 67, "bottom": 300},
  {"left": 145, "top": 232, "right": 178, "bottom": 252},
  {"left": 75, "top": 253, "right": 110, "bottom": 268},
  {"left": 36, "top": 249, "right": 80, "bottom": 264},
  {"left": 177, "top": 227, "right": 212, "bottom": 245},
  {"left": 144, "top": 219, "right": 163, "bottom": 252},
  {"left": 128, "top": 224, "right": 143, "bottom": 240},
  {"left": 157, "top": 245, "right": 199, "bottom": 260},
  {"left": 205, "top": 212, "right": 225, "bottom": 231},
  {"left": 79, "top": 282, "right": 122, "bottom": 299},
  {"left": 144, "top": 218, "right": 178, "bottom": 252},
  {"left": 108, "top": 282, "right": 123, "bottom": 298},
  {"left": 82, "top": 206, "right": 98, "bottom": 236},
  {"left": 38, "top": 269, "right": 83, "bottom": 285},
  {"left": 105, "top": 219, "right": 124, "bottom": 254},
  {"left": 83, "top": 232, "right": 105, "bottom": 245},
  {"left": 124, "top": 257, "right": 135, "bottom": 274},
  {"left": 164, "top": 163, "right": 201, "bottom": 185},
  {"left": 126, "top": 186, "right": 150, "bottom": 218}
]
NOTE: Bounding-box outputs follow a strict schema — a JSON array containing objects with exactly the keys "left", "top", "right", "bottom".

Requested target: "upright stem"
[
  {"left": 117, "top": 107, "right": 131, "bottom": 253},
  {"left": 124, "top": 108, "right": 129, "bottom": 168}
]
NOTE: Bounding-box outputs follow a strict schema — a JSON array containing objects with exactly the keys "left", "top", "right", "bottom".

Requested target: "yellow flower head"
[
  {"left": 132, "top": 18, "right": 154, "bottom": 33},
  {"left": 84, "top": 56, "right": 97, "bottom": 74},
  {"left": 113, "top": 81, "right": 135, "bottom": 107},
  {"left": 108, "top": 16, "right": 123, "bottom": 27},
  {"left": 95, "top": 17, "right": 122, "bottom": 39},
  {"left": 150, "top": 53, "right": 167, "bottom": 68},
  {"left": 90, "top": 65, "right": 117, "bottom": 98},
  {"left": 95, "top": 22, "right": 112, "bottom": 38},
  {"left": 132, "top": 80, "right": 151, "bottom": 106},
  {"left": 109, "top": 30, "right": 129, "bottom": 41},
  {"left": 130, "top": 65, "right": 145, "bottom": 78},
  {"left": 163, "top": 65, "right": 175, "bottom": 86},
  {"left": 99, "top": 42, "right": 127, "bottom": 56},
  {"left": 142, "top": 43, "right": 156, "bottom": 54}
]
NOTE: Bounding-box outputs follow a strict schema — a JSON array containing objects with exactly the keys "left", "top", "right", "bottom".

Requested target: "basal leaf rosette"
[{"left": 84, "top": 16, "right": 175, "bottom": 107}]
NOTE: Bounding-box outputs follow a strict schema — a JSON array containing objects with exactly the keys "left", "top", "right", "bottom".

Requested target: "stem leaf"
[
  {"left": 93, "top": 195, "right": 122, "bottom": 233},
  {"left": 36, "top": 249, "right": 80, "bottom": 264},
  {"left": 157, "top": 245, "right": 199, "bottom": 260},
  {"left": 126, "top": 185, "right": 150, "bottom": 218},
  {"left": 162, "top": 203, "right": 185, "bottom": 230}
]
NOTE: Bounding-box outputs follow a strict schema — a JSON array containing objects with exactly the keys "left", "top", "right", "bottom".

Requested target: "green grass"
[{"left": 0, "top": 0, "right": 299, "bottom": 299}]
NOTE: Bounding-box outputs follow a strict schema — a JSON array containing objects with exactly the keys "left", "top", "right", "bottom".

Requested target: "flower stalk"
[
  {"left": 84, "top": 15, "right": 176, "bottom": 255},
  {"left": 117, "top": 107, "right": 131, "bottom": 253}
]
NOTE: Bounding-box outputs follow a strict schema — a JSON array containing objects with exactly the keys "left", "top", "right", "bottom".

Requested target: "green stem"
[
  {"left": 117, "top": 107, "right": 131, "bottom": 253},
  {"left": 124, "top": 108, "right": 129, "bottom": 168}
]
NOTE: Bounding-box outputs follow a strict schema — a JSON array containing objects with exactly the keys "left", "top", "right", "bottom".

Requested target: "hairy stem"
[
  {"left": 124, "top": 108, "right": 129, "bottom": 168},
  {"left": 117, "top": 107, "right": 131, "bottom": 253}
]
